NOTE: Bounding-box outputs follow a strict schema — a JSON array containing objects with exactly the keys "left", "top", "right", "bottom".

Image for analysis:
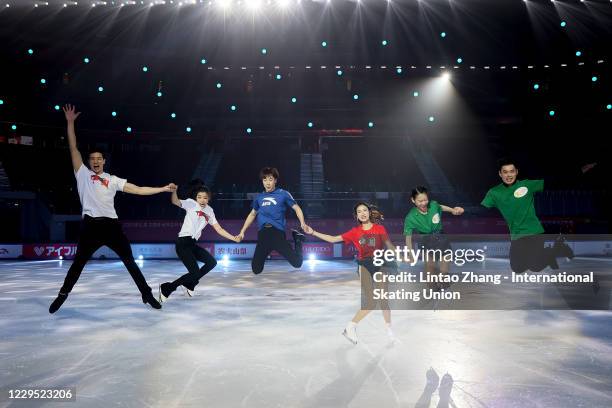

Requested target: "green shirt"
[
  {"left": 404, "top": 200, "right": 443, "bottom": 235},
  {"left": 481, "top": 179, "right": 545, "bottom": 239}
]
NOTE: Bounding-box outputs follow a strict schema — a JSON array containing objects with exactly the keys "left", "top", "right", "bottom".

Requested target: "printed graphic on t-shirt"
[
  {"left": 514, "top": 186, "right": 528, "bottom": 198},
  {"left": 262, "top": 197, "right": 277, "bottom": 206},
  {"left": 90, "top": 174, "right": 110, "bottom": 188},
  {"left": 196, "top": 210, "right": 210, "bottom": 222},
  {"left": 358, "top": 235, "right": 379, "bottom": 249},
  {"left": 432, "top": 213, "right": 441, "bottom": 224}
]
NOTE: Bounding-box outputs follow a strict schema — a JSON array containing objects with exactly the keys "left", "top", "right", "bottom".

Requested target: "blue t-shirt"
[{"left": 252, "top": 188, "right": 297, "bottom": 231}]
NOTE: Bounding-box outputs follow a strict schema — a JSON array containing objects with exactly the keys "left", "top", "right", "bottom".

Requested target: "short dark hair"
[
  {"left": 259, "top": 167, "right": 279, "bottom": 180},
  {"left": 497, "top": 157, "right": 517, "bottom": 171},
  {"left": 88, "top": 149, "right": 106, "bottom": 159},
  {"left": 411, "top": 186, "right": 428, "bottom": 200},
  {"left": 188, "top": 179, "right": 212, "bottom": 200}
]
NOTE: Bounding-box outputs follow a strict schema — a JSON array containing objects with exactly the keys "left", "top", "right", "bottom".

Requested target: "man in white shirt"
[{"left": 49, "top": 105, "right": 176, "bottom": 313}]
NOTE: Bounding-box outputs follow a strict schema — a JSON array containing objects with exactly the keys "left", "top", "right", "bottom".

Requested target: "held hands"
[
  {"left": 163, "top": 183, "right": 178, "bottom": 192},
  {"left": 303, "top": 225, "right": 314, "bottom": 235},
  {"left": 63, "top": 104, "right": 81, "bottom": 122},
  {"left": 235, "top": 232, "right": 245, "bottom": 242},
  {"left": 451, "top": 207, "right": 464, "bottom": 216}
]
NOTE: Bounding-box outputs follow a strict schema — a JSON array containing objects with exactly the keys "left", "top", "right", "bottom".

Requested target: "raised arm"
[
  {"left": 124, "top": 182, "right": 176, "bottom": 196},
  {"left": 440, "top": 204, "right": 464, "bottom": 215},
  {"left": 171, "top": 186, "right": 181, "bottom": 207},
  {"left": 63, "top": 104, "right": 83, "bottom": 172}
]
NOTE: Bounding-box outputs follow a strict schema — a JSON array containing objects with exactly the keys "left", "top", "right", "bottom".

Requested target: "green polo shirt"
[
  {"left": 404, "top": 200, "right": 443, "bottom": 235},
  {"left": 481, "top": 179, "right": 545, "bottom": 239}
]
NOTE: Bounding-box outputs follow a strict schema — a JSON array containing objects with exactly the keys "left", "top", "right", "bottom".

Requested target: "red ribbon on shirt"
[
  {"left": 91, "top": 174, "right": 109, "bottom": 188},
  {"left": 196, "top": 211, "right": 209, "bottom": 221}
]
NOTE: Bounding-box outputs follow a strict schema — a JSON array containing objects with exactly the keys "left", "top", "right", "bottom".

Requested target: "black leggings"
[
  {"left": 510, "top": 234, "right": 556, "bottom": 273},
  {"left": 171, "top": 236, "right": 218, "bottom": 291},
  {"left": 59, "top": 216, "right": 151, "bottom": 295},
  {"left": 251, "top": 227, "right": 302, "bottom": 274}
]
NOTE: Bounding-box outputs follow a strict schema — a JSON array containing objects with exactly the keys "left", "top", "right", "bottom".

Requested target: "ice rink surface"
[{"left": 0, "top": 258, "right": 611, "bottom": 407}]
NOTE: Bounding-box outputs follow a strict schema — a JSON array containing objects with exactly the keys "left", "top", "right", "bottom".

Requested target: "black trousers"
[
  {"left": 509, "top": 234, "right": 555, "bottom": 273},
  {"left": 251, "top": 226, "right": 302, "bottom": 274},
  {"left": 171, "top": 236, "right": 218, "bottom": 291},
  {"left": 59, "top": 216, "right": 151, "bottom": 295}
]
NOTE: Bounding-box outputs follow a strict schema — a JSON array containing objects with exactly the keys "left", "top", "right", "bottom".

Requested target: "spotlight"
[
  {"left": 157, "top": 91, "right": 162, "bottom": 97},
  {"left": 261, "top": 48, "right": 267, "bottom": 54},
  {"left": 337, "top": 69, "right": 343, "bottom": 76},
  {"left": 142, "top": 66, "right": 149, "bottom": 72},
  {"left": 98, "top": 86, "right": 104, "bottom": 92},
  {"left": 381, "top": 40, "right": 388, "bottom": 46},
  {"left": 200, "top": 58, "right": 207, "bottom": 64},
  {"left": 456, "top": 57, "right": 463, "bottom": 64},
  {"left": 396, "top": 68, "right": 402, "bottom": 74},
  {"left": 560, "top": 21, "right": 567, "bottom": 27},
  {"left": 230, "top": 105, "right": 237, "bottom": 111},
  {"left": 170, "top": 112, "right": 176, "bottom": 118},
  {"left": 321, "top": 41, "right": 327, "bottom": 47},
  {"left": 28, "top": 49, "right": 34, "bottom": 55},
  {"left": 247, "top": 0, "right": 261, "bottom": 10},
  {"left": 533, "top": 83, "right": 540, "bottom": 90},
  {"left": 428, "top": 116, "right": 435, "bottom": 122},
  {"left": 291, "top": 97, "right": 297, "bottom": 103},
  {"left": 276, "top": 74, "right": 282, "bottom": 80},
  {"left": 307, "top": 122, "right": 313, "bottom": 128},
  {"left": 607, "top": 104, "right": 611, "bottom": 110},
  {"left": 591, "top": 76, "right": 598, "bottom": 82},
  {"left": 112, "top": 111, "right": 117, "bottom": 117},
  {"left": 549, "top": 110, "right": 555, "bottom": 116},
  {"left": 11, "top": 125, "right": 17, "bottom": 130},
  {"left": 223, "top": 254, "right": 229, "bottom": 261},
  {"left": 216, "top": 82, "right": 222, "bottom": 89},
  {"left": 442, "top": 72, "right": 451, "bottom": 80},
  {"left": 40, "top": 78, "right": 46, "bottom": 84},
  {"left": 368, "top": 121, "right": 374, "bottom": 128},
  {"left": 126, "top": 126, "right": 132, "bottom": 132},
  {"left": 353, "top": 94, "right": 359, "bottom": 100},
  {"left": 59, "top": 256, "right": 64, "bottom": 260},
  {"left": 54, "top": 105, "right": 60, "bottom": 111},
  {"left": 308, "top": 253, "right": 316, "bottom": 261},
  {"left": 413, "top": 91, "right": 419, "bottom": 97},
  {"left": 83, "top": 57, "right": 90, "bottom": 63},
  {"left": 0, "top": 99, "right": 4, "bottom": 105},
  {"left": 246, "top": 127, "right": 252, "bottom": 133},
  {"left": 575, "top": 51, "right": 582, "bottom": 57},
  {"left": 138, "top": 255, "right": 144, "bottom": 260},
  {"left": 440, "top": 32, "right": 446, "bottom": 38},
  {"left": 186, "top": 127, "right": 192, "bottom": 132}
]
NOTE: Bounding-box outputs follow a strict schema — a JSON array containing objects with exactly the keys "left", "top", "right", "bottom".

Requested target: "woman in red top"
[{"left": 305, "top": 202, "right": 396, "bottom": 345}]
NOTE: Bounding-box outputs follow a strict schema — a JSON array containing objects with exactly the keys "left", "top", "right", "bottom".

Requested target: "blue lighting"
[
  {"left": 216, "top": 82, "right": 222, "bottom": 89},
  {"left": 54, "top": 105, "right": 60, "bottom": 111},
  {"left": 170, "top": 112, "right": 176, "bottom": 118},
  {"left": 307, "top": 122, "right": 313, "bottom": 128},
  {"left": 201, "top": 58, "right": 207, "bottom": 64},
  {"left": 321, "top": 41, "right": 327, "bottom": 47},
  {"left": 261, "top": 48, "right": 267, "bottom": 55},
  {"left": 533, "top": 83, "right": 540, "bottom": 90},
  {"left": 440, "top": 32, "right": 446, "bottom": 38},
  {"left": 607, "top": 104, "right": 612, "bottom": 110},
  {"left": 142, "top": 66, "right": 149, "bottom": 72},
  {"left": 230, "top": 105, "right": 237, "bottom": 111},
  {"left": 368, "top": 121, "right": 374, "bottom": 128},
  {"left": 246, "top": 128, "right": 252, "bottom": 134},
  {"left": 337, "top": 70, "right": 343, "bottom": 76},
  {"left": 186, "top": 127, "right": 192, "bottom": 133},
  {"left": 98, "top": 86, "right": 104, "bottom": 92},
  {"left": 413, "top": 91, "right": 419, "bottom": 97},
  {"left": 291, "top": 97, "right": 297, "bottom": 103},
  {"left": 549, "top": 110, "right": 555, "bottom": 116},
  {"left": 11, "top": 124, "right": 17, "bottom": 130},
  {"left": 353, "top": 94, "right": 359, "bottom": 100},
  {"left": 0, "top": 99, "right": 4, "bottom": 105},
  {"left": 126, "top": 127, "right": 132, "bottom": 132},
  {"left": 591, "top": 76, "right": 598, "bottom": 82},
  {"left": 157, "top": 91, "right": 163, "bottom": 97},
  {"left": 457, "top": 57, "right": 463, "bottom": 64},
  {"left": 575, "top": 51, "right": 582, "bottom": 57},
  {"left": 381, "top": 40, "right": 388, "bottom": 46},
  {"left": 27, "top": 49, "right": 34, "bottom": 55},
  {"left": 84, "top": 57, "right": 90, "bottom": 64},
  {"left": 396, "top": 68, "right": 402, "bottom": 74},
  {"left": 428, "top": 116, "right": 435, "bottom": 122},
  {"left": 276, "top": 74, "right": 282, "bottom": 80},
  {"left": 40, "top": 78, "right": 46, "bottom": 84},
  {"left": 560, "top": 21, "right": 567, "bottom": 27},
  {"left": 111, "top": 111, "right": 117, "bottom": 117}
]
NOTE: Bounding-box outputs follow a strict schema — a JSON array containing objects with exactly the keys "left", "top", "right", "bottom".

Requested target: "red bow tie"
[{"left": 91, "top": 174, "right": 109, "bottom": 187}]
